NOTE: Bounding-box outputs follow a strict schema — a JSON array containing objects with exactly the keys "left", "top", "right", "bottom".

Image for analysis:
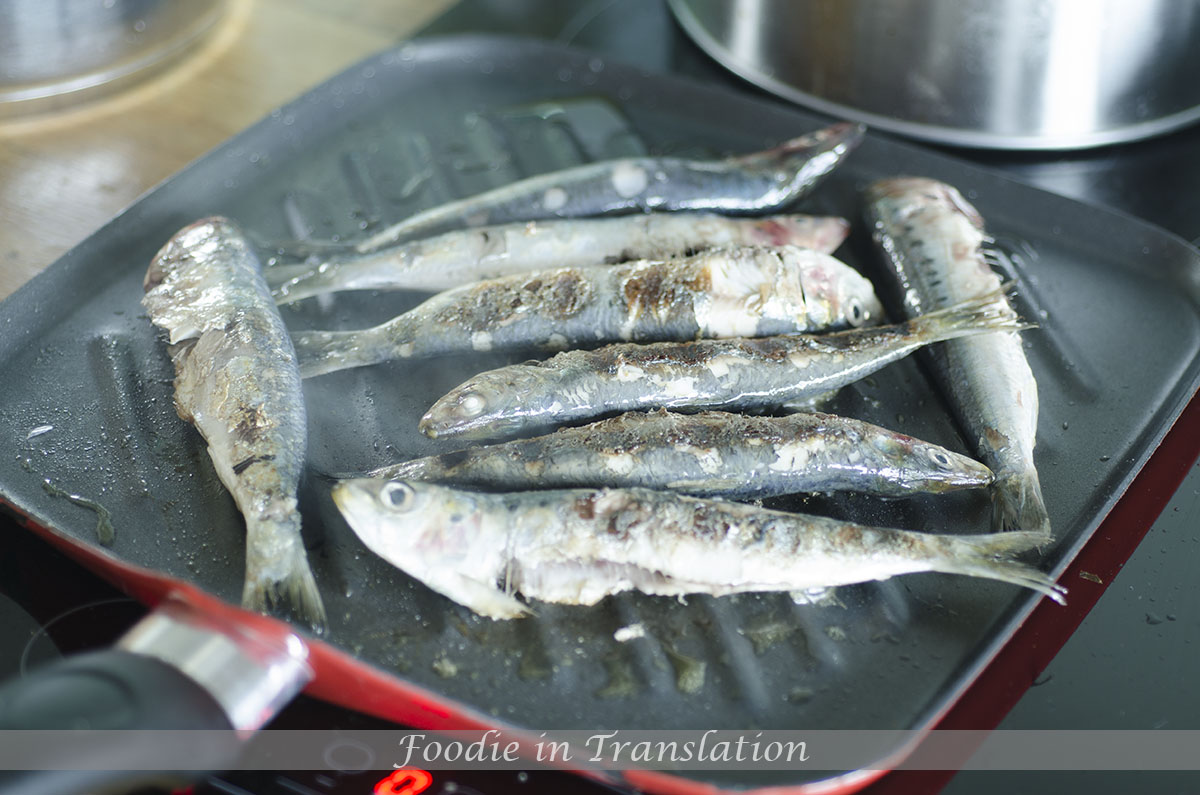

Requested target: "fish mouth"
[
  {"left": 330, "top": 481, "right": 355, "bottom": 511},
  {"left": 777, "top": 121, "right": 865, "bottom": 157},
  {"left": 727, "top": 121, "right": 866, "bottom": 166},
  {"left": 417, "top": 411, "right": 446, "bottom": 438}
]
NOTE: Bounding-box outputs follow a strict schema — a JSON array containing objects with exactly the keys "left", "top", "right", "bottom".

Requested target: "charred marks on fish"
[
  {"left": 436, "top": 270, "right": 595, "bottom": 333},
  {"left": 620, "top": 266, "right": 711, "bottom": 332}
]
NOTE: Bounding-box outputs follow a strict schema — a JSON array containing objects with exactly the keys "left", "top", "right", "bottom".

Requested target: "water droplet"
[
  {"left": 133, "top": 19, "right": 146, "bottom": 33},
  {"left": 26, "top": 425, "right": 53, "bottom": 440},
  {"left": 557, "top": 68, "right": 573, "bottom": 82}
]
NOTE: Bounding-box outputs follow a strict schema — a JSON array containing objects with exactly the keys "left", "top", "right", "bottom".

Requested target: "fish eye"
[
  {"left": 847, "top": 297, "right": 865, "bottom": 327},
  {"left": 457, "top": 391, "right": 487, "bottom": 418},
  {"left": 932, "top": 451, "right": 951, "bottom": 468},
  {"left": 380, "top": 481, "right": 415, "bottom": 511}
]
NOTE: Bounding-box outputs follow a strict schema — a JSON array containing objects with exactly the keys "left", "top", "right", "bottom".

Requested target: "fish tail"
[
  {"left": 294, "top": 322, "right": 407, "bottom": 378},
  {"left": 992, "top": 469, "right": 1053, "bottom": 538},
  {"left": 268, "top": 265, "right": 336, "bottom": 305},
  {"left": 930, "top": 530, "right": 1065, "bottom": 604},
  {"left": 908, "top": 288, "right": 1034, "bottom": 342},
  {"left": 250, "top": 234, "right": 357, "bottom": 261},
  {"left": 366, "top": 456, "right": 437, "bottom": 481},
  {"left": 242, "top": 521, "right": 328, "bottom": 633}
]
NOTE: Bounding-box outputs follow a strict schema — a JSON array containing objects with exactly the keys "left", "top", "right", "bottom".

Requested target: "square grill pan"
[{"left": 1, "top": 34, "right": 1199, "bottom": 793}]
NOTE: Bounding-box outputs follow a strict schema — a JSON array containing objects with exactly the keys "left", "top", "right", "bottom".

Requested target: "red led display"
[{"left": 374, "top": 768, "right": 433, "bottom": 795}]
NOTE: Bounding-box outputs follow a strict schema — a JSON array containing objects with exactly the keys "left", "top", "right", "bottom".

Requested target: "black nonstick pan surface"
[{"left": 1, "top": 35, "right": 1199, "bottom": 793}]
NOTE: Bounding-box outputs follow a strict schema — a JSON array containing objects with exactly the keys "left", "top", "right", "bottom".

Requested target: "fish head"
[
  {"left": 866, "top": 177, "right": 986, "bottom": 232},
  {"left": 332, "top": 478, "right": 489, "bottom": 569},
  {"left": 869, "top": 434, "right": 995, "bottom": 493},
  {"left": 732, "top": 122, "right": 866, "bottom": 204},
  {"left": 784, "top": 248, "right": 884, "bottom": 330},
  {"left": 419, "top": 363, "right": 560, "bottom": 441}
]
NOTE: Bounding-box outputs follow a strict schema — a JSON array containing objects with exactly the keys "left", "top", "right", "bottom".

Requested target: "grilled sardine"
[
  {"left": 143, "top": 217, "right": 327, "bottom": 630},
  {"left": 333, "top": 479, "right": 1065, "bottom": 620}
]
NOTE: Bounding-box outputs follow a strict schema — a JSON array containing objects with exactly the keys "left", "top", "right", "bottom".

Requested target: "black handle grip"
[{"left": 0, "top": 649, "right": 241, "bottom": 795}]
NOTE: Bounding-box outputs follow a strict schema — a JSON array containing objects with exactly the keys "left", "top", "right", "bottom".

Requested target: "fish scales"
[
  {"left": 378, "top": 409, "right": 993, "bottom": 499},
  {"left": 142, "top": 217, "right": 327, "bottom": 629},
  {"left": 293, "top": 245, "right": 880, "bottom": 378},
  {"left": 420, "top": 289, "right": 1026, "bottom": 441},
  {"left": 352, "top": 122, "right": 865, "bottom": 251},
  {"left": 865, "top": 177, "right": 1050, "bottom": 538},
  {"left": 268, "top": 212, "right": 852, "bottom": 304},
  {"left": 332, "top": 479, "right": 1065, "bottom": 620}
]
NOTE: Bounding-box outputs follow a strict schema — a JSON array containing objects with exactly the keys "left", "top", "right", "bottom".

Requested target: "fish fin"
[
  {"left": 242, "top": 540, "right": 328, "bottom": 633},
  {"left": 931, "top": 530, "right": 1065, "bottom": 604},
  {"left": 433, "top": 574, "right": 532, "bottom": 620},
  {"left": 992, "top": 470, "right": 1053, "bottom": 539},
  {"left": 908, "top": 289, "right": 1035, "bottom": 342}
]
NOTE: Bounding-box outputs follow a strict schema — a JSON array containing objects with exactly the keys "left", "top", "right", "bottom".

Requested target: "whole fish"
[
  {"left": 352, "top": 121, "right": 865, "bottom": 252},
  {"left": 293, "top": 245, "right": 881, "bottom": 378},
  {"left": 268, "top": 212, "right": 851, "bottom": 304},
  {"left": 143, "top": 217, "right": 327, "bottom": 630},
  {"left": 421, "top": 289, "right": 1025, "bottom": 441},
  {"left": 376, "top": 409, "right": 993, "bottom": 499},
  {"left": 332, "top": 479, "right": 1065, "bottom": 620},
  {"left": 866, "top": 177, "right": 1050, "bottom": 538}
]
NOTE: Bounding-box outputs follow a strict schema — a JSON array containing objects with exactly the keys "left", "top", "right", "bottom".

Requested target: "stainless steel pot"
[{"left": 669, "top": 0, "right": 1200, "bottom": 150}]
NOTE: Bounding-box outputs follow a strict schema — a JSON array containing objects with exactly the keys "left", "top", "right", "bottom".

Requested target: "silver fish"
[
  {"left": 376, "top": 409, "right": 993, "bottom": 499},
  {"left": 268, "top": 212, "right": 851, "bottom": 304},
  {"left": 421, "top": 289, "right": 1025, "bottom": 441},
  {"left": 293, "top": 245, "right": 881, "bottom": 378},
  {"left": 332, "top": 479, "right": 1066, "bottom": 620},
  {"left": 143, "top": 217, "right": 327, "bottom": 630},
  {"left": 866, "top": 177, "right": 1050, "bottom": 538},
  {"left": 352, "top": 121, "right": 865, "bottom": 252}
]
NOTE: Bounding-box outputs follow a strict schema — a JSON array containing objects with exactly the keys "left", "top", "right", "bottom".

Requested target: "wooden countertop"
[{"left": 0, "top": 0, "right": 454, "bottom": 302}]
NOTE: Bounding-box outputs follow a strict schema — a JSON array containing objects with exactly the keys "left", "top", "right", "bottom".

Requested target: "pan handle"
[{"left": 0, "top": 598, "right": 312, "bottom": 795}]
